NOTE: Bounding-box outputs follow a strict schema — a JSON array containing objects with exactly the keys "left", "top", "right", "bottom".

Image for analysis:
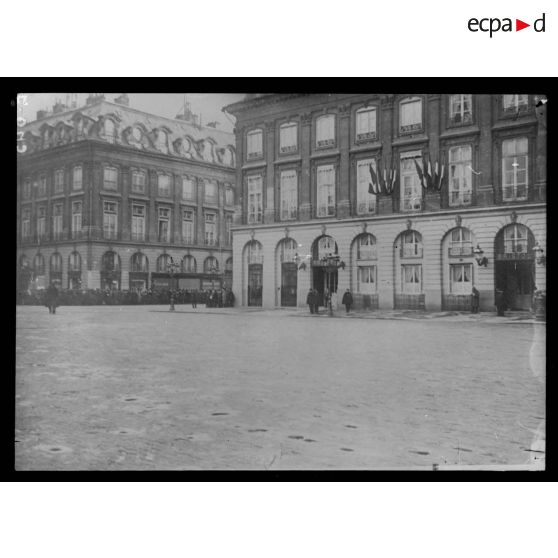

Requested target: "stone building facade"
[
  {"left": 224, "top": 93, "right": 546, "bottom": 311},
  {"left": 17, "top": 94, "right": 236, "bottom": 293}
]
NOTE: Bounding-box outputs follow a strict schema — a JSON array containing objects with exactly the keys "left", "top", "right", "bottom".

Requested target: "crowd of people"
[{"left": 17, "top": 287, "right": 236, "bottom": 308}]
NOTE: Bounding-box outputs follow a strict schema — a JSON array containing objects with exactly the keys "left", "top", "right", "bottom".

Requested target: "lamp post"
[
  {"left": 166, "top": 260, "right": 180, "bottom": 311},
  {"left": 533, "top": 242, "right": 546, "bottom": 265},
  {"left": 473, "top": 244, "right": 488, "bottom": 267},
  {"left": 320, "top": 253, "right": 346, "bottom": 316}
]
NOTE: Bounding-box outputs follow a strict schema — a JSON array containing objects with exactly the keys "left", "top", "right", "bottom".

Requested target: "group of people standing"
[{"left": 306, "top": 288, "right": 354, "bottom": 314}]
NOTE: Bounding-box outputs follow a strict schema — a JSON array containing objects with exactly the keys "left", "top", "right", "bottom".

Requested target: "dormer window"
[
  {"left": 399, "top": 97, "right": 422, "bottom": 134},
  {"left": 247, "top": 129, "right": 263, "bottom": 160},
  {"left": 104, "top": 119, "right": 115, "bottom": 143},
  {"left": 356, "top": 107, "right": 377, "bottom": 142},
  {"left": 155, "top": 130, "right": 168, "bottom": 152},
  {"left": 279, "top": 122, "right": 298, "bottom": 153},
  {"left": 316, "top": 114, "right": 335, "bottom": 148}
]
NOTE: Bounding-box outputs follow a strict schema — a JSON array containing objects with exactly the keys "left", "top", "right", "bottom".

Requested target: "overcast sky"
[{"left": 20, "top": 93, "right": 246, "bottom": 132}]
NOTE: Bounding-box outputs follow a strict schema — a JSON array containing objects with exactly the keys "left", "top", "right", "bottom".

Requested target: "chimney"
[
  {"left": 86, "top": 93, "right": 105, "bottom": 106},
  {"left": 114, "top": 93, "right": 129, "bottom": 106},
  {"left": 36, "top": 109, "right": 49, "bottom": 120},
  {"left": 52, "top": 100, "right": 67, "bottom": 114}
]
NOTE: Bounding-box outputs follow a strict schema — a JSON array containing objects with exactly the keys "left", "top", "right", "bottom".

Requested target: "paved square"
[{"left": 15, "top": 305, "right": 545, "bottom": 470}]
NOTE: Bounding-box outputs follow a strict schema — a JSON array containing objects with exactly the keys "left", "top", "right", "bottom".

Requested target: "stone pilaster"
[
  {"left": 337, "top": 104, "right": 351, "bottom": 218},
  {"left": 299, "top": 112, "right": 312, "bottom": 221}
]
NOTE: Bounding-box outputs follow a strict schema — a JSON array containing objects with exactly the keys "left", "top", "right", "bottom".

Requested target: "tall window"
[
  {"left": 316, "top": 164, "right": 335, "bottom": 217},
  {"left": 502, "top": 138, "right": 528, "bottom": 201},
  {"left": 131, "top": 171, "right": 146, "bottom": 194},
  {"left": 399, "top": 97, "right": 422, "bottom": 133},
  {"left": 38, "top": 176, "right": 47, "bottom": 197},
  {"left": 68, "top": 251, "right": 81, "bottom": 272},
  {"left": 450, "top": 264, "right": 472, "bottom": 294},
  {"left": 104, "top": 119, "right": 115, "bottom": 143},
  {"left": 131, "top": 204, "right": 145, "bottom": 241},
  {"left": 71, "top": 201, "right": 82, "bottom": 239},
  {"left": 280, "top": 169, "right": 298, "bottom": 220},
  {"left": 504, "top": 224, "right": 528, "bottom": 254},
  {"left": 449, "top": 228, "right": 472, "bottom": 256},
  {"left": 157, "top": 254, "right": 172, "bottom": 272},
  {"left": 449, "top": 95, "right": 472, "bottom": 125},
  {"left": 103, "top": 167, "right": 118, "bottom": 191},
  {"left": 280, "top": 122, "right": 298, "bottom": 153},
  {"left": 401, "top": 264, "right": 422, "bottom": 293},
  {"left": 54, "top": 169, "right": 65, "bottom": 193},
  {"left": 400, "top": 151, "right": 422, "bottom": 211},
  {"left": 50, "top": 253, "right": 62, "bottom": 274},
  {"left": 247, "top": 175, "right": 263, "bottom": 224},
  {"left": 225, "top": 186, "right": 234, "bottom": 206},
  {"left": 21, "top": 208, "right": 31, "bottom": 240},
  {"left": 205, "top": 213, "right": 216, "bottom": 246},
  {"left": 36, "top": 206, "right": 46, "bottom": 240},
  {"left": 204, "top": 257, "right": 219, "bottom": 273},
  {"left": 356, "top": 158, "right": 376, "bottom": 214},
  {"left": 182, "top": 255, "right": 196, "bottom": 273},
  {"left": 33, "top": 254, "right": 45, "bottom": 276},
  {"left": 22, "top": 179, "right": 31, "bottom": 199},
  {"left": 182, "top": 176, "right": 194, "bottom": 200},
  {"left": 52, "top": 203, "right": 63, "bottom": 240},
  {"left": 72, "top": 166, "right": 83, "bottom": 190},
  {"left": 158, "top": 207, "right": 171, "bottom": 242},
  {"left": 131, "top": 252, "right": 148, "bottom": 272},
  {"left": 449, "top": 145, "right": 473, "bottom": 206},
  {"left": 103, "top": 201, "right": 118, "bottom": 239},
  {"left": 158, "top": 174, "right": 171, "bottom": 197},
  {"left": 502, "top": 95, "right": 529, "bottom": 113},
  {"left": 357, "top": 234, "right": 377, "bottom": 260},
  {"left": 205, "top": 180, "right": 218, "bottom": 203},
  {"left": 247, "top": 129, "right": 263, "bottom": 159},
  {"left": 358, "top": 266, "right": 377, "bottom": 294},
  {"left": 225, "top": 214, "right": 233, "bottom": 245},
  {"left": 316, "top": 114, "right": 335, "bottom": 147},
  {"left": 356, "top": 107, "right": 377, "bottom": 141},
  {"left": 401, "top": 231, "right": 423, "bottom": 258},
  {"left": 182, "top": 209, "right": 195, "bottom": 243}
]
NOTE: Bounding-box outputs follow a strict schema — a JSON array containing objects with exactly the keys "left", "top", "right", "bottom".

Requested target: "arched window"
[
  {"left": 356, "top": 233, "right": 377, "bottom": 260},
  {"left": 68, "top": 251, "right": 81, "bottom": 272},
  {"left": 280, "top": 122, "right": 298, "bottom": 153},
  {"left": 155, "top": 129, "right": 167, "bottom": 152},
  {"left": 316, "top": 114, "right": 335, "bottom": 147},
  {"left": 204, "top": 256, "right": 219, "bottom": 273},
  {"left": 246, "top": 240, "right": 263, "bottom": 264},
  {"left": 502, "top": 224, "right": 531, "bottom": 255},
  {"left": 279, "top": 238, "right": 298, "bottom": 263},
  {"left": 314, "top": 235, "right": 338, "bottom": 260},
  {"left": 449, "top": 227, "right": 473, "bottom": 256},
  {"left": 356, "top": 107, "right": 377, "bottom": 141},
  {"left": 33, "top": 253, "right": 45, "bottom": 275},
  {"left": 157, "top": 254, "right": 173, "bottom": 272},
  {"left": 104, "top": 119, "right": 115, "bottom": 143},
  {"left": 225, "top": 257, "right": 233, "bottom": 272},
  {"left": 130, "top": 252, "right": 148, "bottom": 272},
  {"left": 50, "top": 253, "right": 63, "bottom": 273},
  {"left": 101, "top": 251, "right": 120, "bottom": 272},
  {"left": 400, "top": 230, "right": 423, "bottom": 258},
  {"left": 182, "top": 255, "right": 196, "bottom": 273}
]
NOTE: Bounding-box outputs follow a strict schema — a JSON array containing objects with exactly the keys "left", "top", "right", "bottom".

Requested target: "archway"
[
  {"left": 276, "top": 238, "right": 298, "bottom": 307},
  {"left": 311, "top": 235, "right": 338, "bottom": 306},
  {"left": 243, "top": 240, "right": 263, "bottom": 306},
  {"left": 494, "top": 224, "right": 535, "bottom": 310},
  {"left": 441, "top": 227, "right": 475, "bottom": 311}
]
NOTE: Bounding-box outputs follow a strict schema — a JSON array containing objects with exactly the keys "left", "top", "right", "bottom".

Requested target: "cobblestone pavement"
[{"left": 15, "top": 305, "right": 545, "bottom": 470}]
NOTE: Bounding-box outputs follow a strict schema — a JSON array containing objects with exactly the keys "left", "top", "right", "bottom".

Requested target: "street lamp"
[
  {"left": 166, "top": 259, "right": 180, "bottom": 311},
  {"left": 533, "top": 242, "right": 546, "bottom": 265},
  {"left": 320, "top": 253, "right": 346, "bottom": 316},
  {"left": 473, "top": 244, "right": 488, "bottom": 267}
]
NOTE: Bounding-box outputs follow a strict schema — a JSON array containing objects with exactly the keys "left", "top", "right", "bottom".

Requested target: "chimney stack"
[
  {"left": 52, "top": 99, "right": 67, "bottom": 114},
  {"left": 36, "top": 109, "right": 49, "bottom": 120},
  {"left": 114, "top": 93, "right": 130, "bottom": 106}
]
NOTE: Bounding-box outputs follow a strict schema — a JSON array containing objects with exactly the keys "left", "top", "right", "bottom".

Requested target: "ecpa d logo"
[{"left": 468, "top": 13, "right": 545, "bottom": 37}]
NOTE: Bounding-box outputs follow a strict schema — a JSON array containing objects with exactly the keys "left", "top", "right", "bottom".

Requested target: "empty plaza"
[{"left": 15, "top": 305, "right": 545, "bottom": 470}]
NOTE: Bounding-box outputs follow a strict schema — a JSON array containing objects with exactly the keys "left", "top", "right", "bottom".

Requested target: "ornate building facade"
[
  {"left": 224, "top": 93, "right": 546, "bottom": 311},
  {"left": 17, "top": 94, "right": 236, "bottom": 293}
]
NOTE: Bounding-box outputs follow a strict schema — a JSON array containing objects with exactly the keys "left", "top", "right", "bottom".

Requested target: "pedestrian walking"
[
  {"left": 306, "top": 288, "right": 315, "bottom": 314},
  {"left": 192, "top": 290, "right": 197, "bottom": 308},
  {"left": 312, "top": 289, "right": 320, "bottom": 314},
  {"left": 45, "top": 282, "right": 59, "bottom": 314},
  {"left": 471, "top": 286, "right": 480, "bottom": 313},
  {"left": 495, "top": 288, "right": 506, "bottom": 316},
  {"left": 342, "top": 288, "right": 353, "bottom": 313}
]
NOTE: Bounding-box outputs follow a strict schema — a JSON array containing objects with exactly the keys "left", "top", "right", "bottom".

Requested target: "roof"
[{"left": 21, "top": 99, "right": 236, "bottom": 168}]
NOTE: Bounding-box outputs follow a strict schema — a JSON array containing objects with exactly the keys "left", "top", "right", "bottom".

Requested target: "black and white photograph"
[{"left": 14, "top": 91, "right": 547, "bottom": 471}]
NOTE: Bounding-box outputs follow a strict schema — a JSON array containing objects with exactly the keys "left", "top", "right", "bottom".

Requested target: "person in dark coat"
[
  {"left": 495, "top": 289, "right": 505, "bottom": 316},
  {"left": 306, "top": 288, "right": 315, "bottom": 314},
  {"left": 312, "top": 289, "right": 320, "bottom": 314},
  {"left": 471, "top": 286, "right": 480, "bottom": 313},
  {"left": 45, "top": 283, "right": 59, "bottom": 314},
  {"left": 342, "top": 289, "right": 353, "bottom": 313},
  {"left": 191, "top": 290, "right": 197, "bottom": 308}
]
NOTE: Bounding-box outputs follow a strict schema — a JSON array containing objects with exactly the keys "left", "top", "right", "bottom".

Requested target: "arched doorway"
[
  {"left": 100, "top": 251, "right": 121, "bottom": 290},
  {"left": 311, "top": 235, "right": 338, "bottom": 306},
  {"left": 68, "top": 251, "right": 82, "bottom": 289},
  {"left": 277, "top": 238, "right": 298, "bottom": 307},
  {"left": 441, "top": 227, "right": 475, "bottom": 311},
  {"left": 494, "top": 224, "right": 535, "bottom": 310},
  {"left": 394, "top": 230, "right": 425, "bottom": 309},
  {"left": 350, "top": 232, "right": 379, "bottom": 309},
  {"left": 129, "top": 252, "right": 149, "bottom": 291},
  {"left": 50, "top": 253, "right": 63, "bottom": 286},
  {"left": 244, "top": 240, "right": 263, "bottom": 306}
]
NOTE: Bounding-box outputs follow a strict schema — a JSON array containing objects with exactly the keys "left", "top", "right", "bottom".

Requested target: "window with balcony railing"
[
  {"left": 247, "top": 175, "right": 263, "bottom": 224},
  {"left": 356, "top": 107, "right": 377, "bottom": 142},
  {"left": 103, "top": 167, "right": 118, "bottom": 191},
  {"left": 204, "top": 213, "right": 217, "bottom": 246},
  {"left": 316, "top": 114, "right": 335, "bottom": 148},
  {"left": 316, "top": 164, "right": 335, "bottom": 217},
  {"left": 449, "top": 227, "right": 473, "bottom": 256},
  {"left": 280, "top": 169, "right": 298, "bottom": 220},
  {"left": 449, "top": 95, "right": 473, "bottom": 126},
  {"left": 131, "top": 171, "right": 146, "bottom": 194},
  {"left": 279, "top": 122, "right": 298, "bottom": 153},
  {"left": 52, "top": 204, "right": 63, "bottom": 240},
  {"left": 502, "top": 138, "right": 528, "bottom": 201},
  {"left": 103, "top": 201, "right": 118, "bottom": 239},
  {"left": 401, "top": 231, "right": 423, "bottom": 258},
  {"left": 182, "top": 209, "right": 195, "bottom": 244},
  {"left": 131, "top": 205, "right": 145, "bottom": 241},
  {"left": 71, "top": 201, "right": 83, "bottom": 239},
  {"left": 400, "top": 151, "right": 423, "bottom": 211},
  {"left": 399, "top": 97, "right": 422, "bottom": 134},
  {"left": 356, "top": 158, "right": 376, "bottom": 215},
  {"left": 158, "top": 207, "right": 171, "bottom": 242},
  {"left": 449, "top": 145, "right": 473, "bottom": 206},
  {"left": 246, "top": 129, "right": 263, "bottom": 160}
]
